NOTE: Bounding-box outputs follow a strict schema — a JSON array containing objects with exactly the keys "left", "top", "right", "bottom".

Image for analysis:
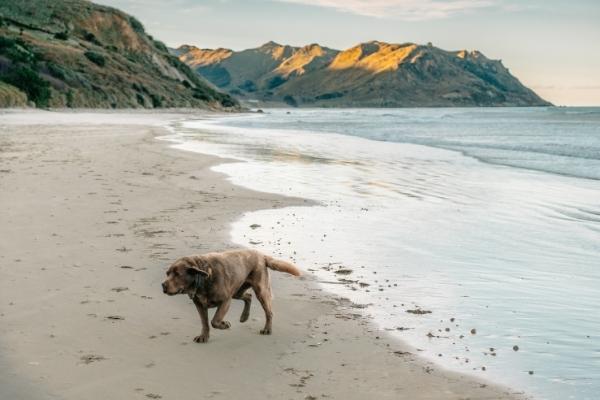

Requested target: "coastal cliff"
[{"left": 0, "top": 0, "right": 237, "bottom": 109}]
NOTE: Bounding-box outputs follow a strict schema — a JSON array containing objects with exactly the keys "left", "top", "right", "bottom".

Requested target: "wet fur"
[{"left": 162, "top": 249, "right": 300, "bottom": 343}]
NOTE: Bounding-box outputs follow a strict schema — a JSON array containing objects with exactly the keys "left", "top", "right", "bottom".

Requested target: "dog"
[{"left": 161, "top": 249, "right": 301, "bottom": 343}]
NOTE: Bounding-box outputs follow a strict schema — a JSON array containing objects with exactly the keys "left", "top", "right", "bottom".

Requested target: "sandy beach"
[{"left": 0, "top": 110, "right": 526, "bottom": 400}]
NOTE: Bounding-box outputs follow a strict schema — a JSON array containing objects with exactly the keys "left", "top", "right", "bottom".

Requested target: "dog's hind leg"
[
  {"left": 234, "top": 284, "right": 252, "bottom": 323},
  {"left": 253, "top": 284, "right": 273, "bottom": 335}
]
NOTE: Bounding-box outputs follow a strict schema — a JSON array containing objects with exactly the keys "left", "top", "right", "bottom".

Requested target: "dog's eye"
[{"left": 173, "top": 271, "right": 179, "bottom": 277}]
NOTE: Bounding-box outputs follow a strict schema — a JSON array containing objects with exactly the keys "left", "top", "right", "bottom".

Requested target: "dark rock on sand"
[
  {"left": 80, "top": 354, "right": 105, "bottom": 364},
  {"left": 334, "top": 268, "right": 353, "bottom": 275},
  {"left": 407, "top": 309, "right": 432, "bottom": 315}
]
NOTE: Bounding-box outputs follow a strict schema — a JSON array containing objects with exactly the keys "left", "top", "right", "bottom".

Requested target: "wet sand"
[{"left": 0, "top": 110, "right": 527, "bottom": 399}]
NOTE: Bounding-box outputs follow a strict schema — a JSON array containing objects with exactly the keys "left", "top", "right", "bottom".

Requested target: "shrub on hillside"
[
  {"left": 150, "top": 94, "right": 163, "bottom": 108},
  {"left": 283, "top": 95, "right": 298, "bottom": 107},
  {"left": 192, "top": 88, "right": 211, "bottom": 102},
  {"left": 54, "top": 31, "right": 69, "bottom": 40},
  {"left": 153, "top": 40, "right": 168, "bottom": 53},
  {"left": 0, "top": 36, "right": 39, "bottom": 65},
  {"left": 83, "top": 31, "right": 101, "bottom": 45},
  {"left": 267, "top": 76, "right": 286, "bottom": 90},
  {"left": 1, "top": 66, "right": 51, "bottom": 107},
  {"left": 47, "top": 63, "right": 66, "bottom": 80},
  {"left": 0, "top": 81, "right": 28, "bottom": 107},
  {"left": 238, "top": 80, "right": 257, "bottom": 92},
  {"left": 219, "top": 95, "right": 237, "bottom": 108},
  {"left": 0, "top": 36, "right": 16, "bottom": 49},
  {"left": 66, "top": 89, "right": 74, "bottom": 108},
  {"left": 129, "top": 16, "right": 145, "bottom": 33},
  {"left": 315, "top": 92, "right": 344, "bottom": 100},
  {"left": 84, "top": 51, "right": 106, "bottom": 67}
]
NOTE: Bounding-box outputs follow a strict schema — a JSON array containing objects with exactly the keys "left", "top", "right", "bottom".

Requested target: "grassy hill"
[
  {"left": 0, "top": 80, "right": 27, "bottom": 107},
  {"left": 176, "top": 41, "right": 551, "bottom": 108},
  {"left": 0, "top": 0, "right": 238, "bottom": 109}
]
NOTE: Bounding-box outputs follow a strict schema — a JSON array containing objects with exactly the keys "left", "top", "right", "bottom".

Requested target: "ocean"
[{"left": 163, "top": 107, "right": 600, "bottom": 400}]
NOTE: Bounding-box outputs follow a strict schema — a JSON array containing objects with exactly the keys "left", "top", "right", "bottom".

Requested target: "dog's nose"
[{"left": 161, "top": 282, "right": 167, "bottom": 293}]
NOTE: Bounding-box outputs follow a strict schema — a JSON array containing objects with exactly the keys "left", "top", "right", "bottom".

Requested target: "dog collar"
[{"left": 189, "top": 273, "right": 206, "bottom": 299}]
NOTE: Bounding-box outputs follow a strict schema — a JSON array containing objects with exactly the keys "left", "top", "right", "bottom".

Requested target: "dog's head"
[{"left": 162, "top": 256, "right": 210, "bottom": 296}]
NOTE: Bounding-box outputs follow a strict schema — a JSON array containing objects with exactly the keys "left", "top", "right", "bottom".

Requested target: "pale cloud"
[
  {"left": 98, "top": 0, "right": 208, "bottom": 14},
  {"left": 274, "top": 0, "right": 494, "bottom": 20}
]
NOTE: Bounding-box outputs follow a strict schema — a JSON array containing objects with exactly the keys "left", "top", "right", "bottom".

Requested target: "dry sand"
[{"left": 0, "top": 110, "right": 527, "bottom": 400}]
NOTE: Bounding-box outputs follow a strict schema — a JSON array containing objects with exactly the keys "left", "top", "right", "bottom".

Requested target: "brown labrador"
[{"left": 161, "top": 249, "right": 301, "bottom": 343}]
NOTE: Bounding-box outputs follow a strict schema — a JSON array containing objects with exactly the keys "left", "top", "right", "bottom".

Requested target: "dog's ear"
[{"left": 185, "top": 256, "right": 210, "bottom": 277}]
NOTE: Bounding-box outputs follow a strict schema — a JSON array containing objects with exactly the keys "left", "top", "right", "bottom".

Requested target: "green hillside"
[{"left": 0, "top": 0, "right": 238, "bottom": 109}]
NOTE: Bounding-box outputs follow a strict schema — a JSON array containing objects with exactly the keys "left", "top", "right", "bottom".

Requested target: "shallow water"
[{"left": 164, "top": 108, "right": 600, "bottom": 400}]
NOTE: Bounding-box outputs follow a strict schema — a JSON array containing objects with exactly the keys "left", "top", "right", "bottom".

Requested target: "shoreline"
[
  {"left": 170, "top": 112, "right": 539, "bottom": 393},
  {"left": 0, "top": 110, "right": 526, "bottom": 399}
]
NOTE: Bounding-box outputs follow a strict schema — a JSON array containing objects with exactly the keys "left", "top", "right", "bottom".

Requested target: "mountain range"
[
  {"left": 175, "top": 41, "right": 551, "bottom": 107},
  {"left": 0, "top": 0, "right": 237, "bottom": 109}
]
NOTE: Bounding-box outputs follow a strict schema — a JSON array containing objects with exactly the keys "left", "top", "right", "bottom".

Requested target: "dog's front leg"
[
  {"left": 211, "top": 299, "right": 232, "bottom": 329},
  {"left": 192, "top": 297, "right": 210, "bottom": 343}
]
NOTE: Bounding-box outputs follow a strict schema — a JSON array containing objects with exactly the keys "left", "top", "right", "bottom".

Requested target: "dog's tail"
[{"left": 265, "top": 256, "right": 301, "bottom": 276}]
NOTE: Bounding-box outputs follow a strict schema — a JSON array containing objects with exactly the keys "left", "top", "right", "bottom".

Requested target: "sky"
[{"left": 95, "top": 0, "right": 600, "bottom": 106}]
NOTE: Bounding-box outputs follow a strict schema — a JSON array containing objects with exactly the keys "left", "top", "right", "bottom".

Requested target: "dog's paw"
[
  {"left": 212, "top": 320, "right": 231, "bottom": 330},
  {"left": 240, "top": 312, "right": 250, "bottom": 323},
  {"left": 260, "top": 327, "right": 272, "bottom": 335},
  {"left": 193, "top": 334, "right": 209, "bottom": 343}
]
